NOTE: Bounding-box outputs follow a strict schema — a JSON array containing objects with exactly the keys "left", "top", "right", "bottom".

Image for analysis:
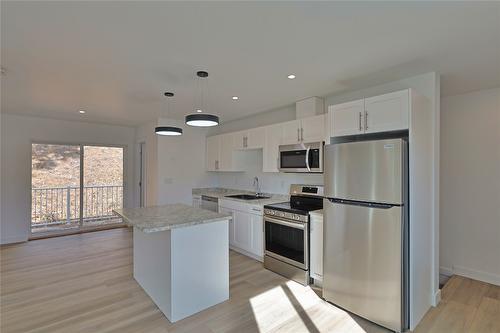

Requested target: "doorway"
[{"left": 31, "top": 143, "right": 125, "bottom": 237}]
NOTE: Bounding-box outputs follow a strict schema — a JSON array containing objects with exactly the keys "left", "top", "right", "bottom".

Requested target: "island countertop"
[{"left": 113, "top": 204, "right": 232, "bottom": 233}]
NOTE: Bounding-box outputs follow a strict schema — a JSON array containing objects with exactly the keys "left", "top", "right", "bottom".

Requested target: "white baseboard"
[
  {"left": 439, "top": 266, "right": 453, "bottom": 277},
  {"left": 0, "top": 234, "right": 28, "bottom": 245},
  {"left": 440, "top": 265, "right": 500, "bottom": 286}
]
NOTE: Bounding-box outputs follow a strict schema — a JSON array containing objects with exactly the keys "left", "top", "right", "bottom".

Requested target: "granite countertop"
[
  {"left": 113, "top": 204, "right": 232, "bottom": 233},
  {"left": 192, "top": 187, "right": 289, "bottom": 206}
]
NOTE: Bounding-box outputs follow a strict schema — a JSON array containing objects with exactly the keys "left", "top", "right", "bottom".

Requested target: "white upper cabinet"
[
  {"left": 219, "top": 133, "right": 236, "bottom": 171},
  {"left": 206, "top": 133, "right": 242, "bottom": 172},
  {"left": 233, "top": 131, "right": 246, "bottom": 150},
  {"left": 263, "top": 123, "right": 282, "bottom": 173},
  {"left": 328, "top": 89, "right": 410, "bottom": 138},
  {"left": 329, "top": 99, "right": 365, "bottom": 137},
  {"left": 300, "top": 114, "right": 325, "bottom": 143},
  {"left": 246, "top": 126, "right": 266, "bottom": 149},
  {"left": 281, "top": 115, "right": 325, "bottom": 145},
  {"left": 364, "top": 89, "right": 409, "bottom": 134},
  {"left": 232, "top": 210, "right": 252, "bottom": 253},
  {"left": 206, "top": 135, "right": 220, "bottom": 171},
  {"left": 281, "top": 120, "right": 301, "bottom": 145},
  {"left": 206, "top": 114, "right": 326, "bottom": 172},
  {"left": 233, "top": 127, "right": 265, "bottom": 150}
]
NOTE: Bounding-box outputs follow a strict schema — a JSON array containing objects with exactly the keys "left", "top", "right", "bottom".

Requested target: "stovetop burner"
[
  {"left": 264, "top": 198, "right": 322, "bottom": 215},
  {"left": 264, "top": 184, "right": 324, "bottom": 217}
]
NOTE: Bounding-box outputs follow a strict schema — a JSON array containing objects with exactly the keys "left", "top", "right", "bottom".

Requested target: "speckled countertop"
[
  {"left": 192, "top": 188, "right": 289, "bottom": 206},
  {"left": 113, "top": 204, "right": 232, "bottom": 233}
]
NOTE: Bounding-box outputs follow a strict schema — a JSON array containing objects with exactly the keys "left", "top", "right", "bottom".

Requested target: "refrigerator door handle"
[{"left": 327, "top": 198, "right": 398, "bottom": 209}]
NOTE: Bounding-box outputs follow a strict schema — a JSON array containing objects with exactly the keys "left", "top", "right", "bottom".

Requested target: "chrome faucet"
[{"left": 253, "top": 176, "right": 261, "bottom": 196}]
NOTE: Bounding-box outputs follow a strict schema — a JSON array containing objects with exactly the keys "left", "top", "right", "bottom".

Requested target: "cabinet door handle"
[
  {"left": 359, "top": 112, "right": 363, "bottom": 131},
  {"left": 297, "top": 128, "right": 300, "bottom": 142},
  {"left": 301, "top": 127, "right": 304, "bottom": 141},
  {"left": 364, "top": 110, "right": 368, "bottom": 130}
]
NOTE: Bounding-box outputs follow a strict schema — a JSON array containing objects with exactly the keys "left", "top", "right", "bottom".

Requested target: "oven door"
[
  {"left": 279, "top": 142, "right": 323, "bottom": 173},
  {"left": 264, "top": 216, "right": 308, "bottom": 270}
]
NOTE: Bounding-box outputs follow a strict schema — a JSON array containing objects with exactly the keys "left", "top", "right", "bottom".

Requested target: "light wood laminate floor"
[{"left": 1, "top": 228, "right": 499, "bottom": 333}]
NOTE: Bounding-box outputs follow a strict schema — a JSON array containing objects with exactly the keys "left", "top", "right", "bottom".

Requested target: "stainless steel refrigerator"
[{"left": 323, "top": 138, "right": 409, "bottom": 332}]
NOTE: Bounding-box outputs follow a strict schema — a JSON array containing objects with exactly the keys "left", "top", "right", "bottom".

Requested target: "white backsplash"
[{"left": 214, "top": 150, "right": 324, "bottom": 195}]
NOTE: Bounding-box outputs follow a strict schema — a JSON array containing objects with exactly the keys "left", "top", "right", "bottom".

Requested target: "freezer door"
[
  {"left": 323, "top": 198, "right": 403, "bottom": 332},
  {"left": 324, "top": 138, "right": 403, "bottom": 204}
]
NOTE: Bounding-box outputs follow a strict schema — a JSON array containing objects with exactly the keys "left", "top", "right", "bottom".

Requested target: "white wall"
[
  {"left": 440, "top": 87, "right": 500, "bottom": 285},
  {"left": 209, "top": 105, "right": 296, "bottom": 136},
  {"left": 0, "top": 113, "right": 136, "bottom": 244},
  {"left": 138, "top": 118, "right": 216, "bottom": 207}
]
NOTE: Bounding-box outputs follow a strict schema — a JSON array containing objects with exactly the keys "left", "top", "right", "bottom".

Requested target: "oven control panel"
[{"left": 264, "top": 209, "right": 308, "bottom": 223}]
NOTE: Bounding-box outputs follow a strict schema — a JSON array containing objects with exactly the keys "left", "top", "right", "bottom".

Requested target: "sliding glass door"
[
  {"left": 82, "top": 146, "right": 124, "bottom": 228},
  {"left": 31, "top": 143, "right": 124, "bottom": 237}
]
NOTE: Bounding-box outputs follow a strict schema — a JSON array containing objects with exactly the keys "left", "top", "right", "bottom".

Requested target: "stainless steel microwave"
[{"left": 278, "top": 142, "right": 324, "bottom": 173}]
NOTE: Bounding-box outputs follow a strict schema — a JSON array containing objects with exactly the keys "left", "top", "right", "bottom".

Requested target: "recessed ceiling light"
[
  {"left": 287, "top": 74, "right": 296, "bottom": 79},
  {"left": 79, "top": 110, "right": 86, "bottom": 114},
  {"left": 196, "top": 109, "right": 203, "bottom": 113},
  {"left": 232, "top": 96, "right": 239, "bottom": 100}
]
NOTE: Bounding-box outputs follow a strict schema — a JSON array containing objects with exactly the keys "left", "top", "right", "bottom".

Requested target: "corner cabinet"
[{"left": 328, "top": 89, "right": 410, "bottom": 138}]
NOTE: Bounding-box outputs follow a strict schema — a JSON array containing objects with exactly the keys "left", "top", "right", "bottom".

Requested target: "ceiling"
[{"left": 1, "top": 1, "right": 499, "bottom": 126}]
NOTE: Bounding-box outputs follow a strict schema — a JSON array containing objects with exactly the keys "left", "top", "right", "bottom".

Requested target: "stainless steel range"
[{"left": 263, "top": 184, "right": 323, "bottom": 285}]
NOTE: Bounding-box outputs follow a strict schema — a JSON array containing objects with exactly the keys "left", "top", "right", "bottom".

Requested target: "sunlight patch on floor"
[{"left": 250, "top": 285, "right": 300, "bottom": 331}]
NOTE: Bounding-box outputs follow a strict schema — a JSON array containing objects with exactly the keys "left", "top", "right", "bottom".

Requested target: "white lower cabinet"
[
  {"left": 309, "top": 211, "right": 323, "bottom": 281},
  {"left": 249, "top": 213, "right": 264, "bottom": 258},
  {"left": 219, "top": 199, "right": 264, "bottom": 261},
  {"left": 233, "top": 210, "right": 252, "bottom": 252}
]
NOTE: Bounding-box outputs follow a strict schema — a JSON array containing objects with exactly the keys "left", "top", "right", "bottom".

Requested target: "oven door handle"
[
  {"left": 265, "top": 216, "right": 306, "bottom": 230},
  {"left": 305, "top": 146, "right": 311, "bottom": 172}
]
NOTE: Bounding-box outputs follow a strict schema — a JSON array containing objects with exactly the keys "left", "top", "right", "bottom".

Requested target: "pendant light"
[
  {"left": 185, "top": 71, "right": 219, "bottom": 127},
  {"left": 155, "top": 92, "right": 183, "bottom": 136}
]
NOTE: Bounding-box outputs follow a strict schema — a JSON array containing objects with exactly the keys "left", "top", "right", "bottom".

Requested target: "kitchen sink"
[{"left": 225, "top": 194, "right": 271, "bottom": 200}]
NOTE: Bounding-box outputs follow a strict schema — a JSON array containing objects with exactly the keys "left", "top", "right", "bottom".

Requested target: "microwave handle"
[{"left": 305, "top": 146, "right": 311, "bottom": 172}]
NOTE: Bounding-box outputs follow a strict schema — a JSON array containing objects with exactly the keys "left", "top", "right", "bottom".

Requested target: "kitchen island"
[{"left": 114, "top": 204, "right": 232, "bottom": 322}]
